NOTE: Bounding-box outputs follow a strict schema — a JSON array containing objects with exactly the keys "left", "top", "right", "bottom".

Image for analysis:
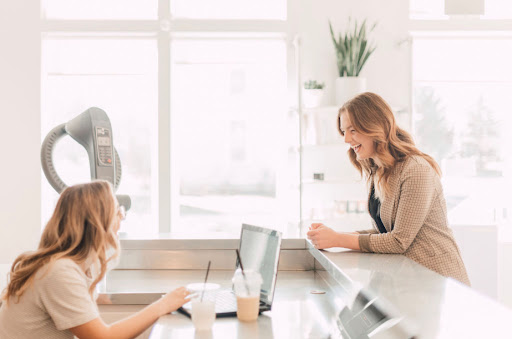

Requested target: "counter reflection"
[{"left": 335, "top": 289, "right": 415, "bottom": 339}]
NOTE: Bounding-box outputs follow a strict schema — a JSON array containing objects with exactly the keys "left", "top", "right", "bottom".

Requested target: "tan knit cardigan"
[{"left": 358, "top": 156, "right": 470, "bottom": 286}]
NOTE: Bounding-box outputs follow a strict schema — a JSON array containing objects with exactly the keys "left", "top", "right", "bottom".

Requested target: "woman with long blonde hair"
[
  {"left": 0, "top": 181, "right": 190, "bottom": 338},
  {"left": 307, "top": 92, "right": 470, "bottom": 285}
]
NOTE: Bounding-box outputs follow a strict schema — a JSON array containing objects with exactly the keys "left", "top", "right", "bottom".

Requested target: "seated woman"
[
  {"left": 307, "top": 92, "right": 470, "bottom": 286},
  {"left": 0, "top": 181, "right": 190, "bottom": 338}
]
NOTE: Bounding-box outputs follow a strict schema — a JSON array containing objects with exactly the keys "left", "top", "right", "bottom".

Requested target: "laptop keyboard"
[
  {"left": 212, "top": 291, "right": 237, "bottom": 312},
  {"left": 183, "top": 290, "right": 237, "bottom": 313}
]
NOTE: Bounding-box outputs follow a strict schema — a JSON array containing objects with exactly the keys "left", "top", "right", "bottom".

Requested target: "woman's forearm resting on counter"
[
  {"left": 71, "top": 287, "right": 189, "bottom": 339},
  {"left": 307, "top": 224, "right": 360, "bottom": 250}
]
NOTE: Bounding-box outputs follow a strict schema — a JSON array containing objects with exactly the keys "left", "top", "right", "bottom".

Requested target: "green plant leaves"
[
  {"left": 304, "top": 80, "right": 325, "bottom": 89},
  {"left": 329, "top": 18, "right": 377, "bottom": 77}
]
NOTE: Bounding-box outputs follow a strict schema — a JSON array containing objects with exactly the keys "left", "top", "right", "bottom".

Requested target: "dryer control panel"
[{"left": 95, "top": 126, "right": 113, "bottom": 167}]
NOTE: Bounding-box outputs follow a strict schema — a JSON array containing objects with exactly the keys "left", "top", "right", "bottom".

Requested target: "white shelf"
[
  {"left": 301, "top": 105, "right": 405, "bottom": 115},
  {"left": 302, "top": 106, "right": 339, "bottom": 114},
  {"left": 300, "top": 104, "right": 370, "bottom": 229},
  {"left": 301, "top": 142, "right": 346, "bottom": 148},
  {"left": 302, "top": 179, "right": 349, "bottom": 184}
]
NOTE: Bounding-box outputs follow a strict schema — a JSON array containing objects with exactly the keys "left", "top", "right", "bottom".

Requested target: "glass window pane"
[
  {"left": 410, "top": 0, "right": 447, "bottom": 20},
  {"left": 485, "top": 0, "right": 512, "bottom": 19},
  {"left": 412, "top": 36, "right": 512, "bottom": 226},
  {"left": 43, "top": 0, "right": 157, "bottom": 20},
  {"left": 41, "top": 36, "right": 158, "bottom": 235},
  {"left": 170, "top": 37, "right": 298, "bottom": 237},
  {"left": 410, "top": 0, "right": 512, "bottom": 19},
  {"left": 171, "top": 0, "right": 286, "bottom": 20}
]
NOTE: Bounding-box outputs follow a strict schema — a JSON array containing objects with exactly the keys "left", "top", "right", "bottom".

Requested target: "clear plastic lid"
[{"left": 186, "top": 282, "right": 220, "bottom": 293}]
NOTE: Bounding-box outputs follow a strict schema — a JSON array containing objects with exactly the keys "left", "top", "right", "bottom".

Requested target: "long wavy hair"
[
  {"left": 338, "top": 92, "right": 440, "bottom": 200},
  {"left": 1, "top": 181, "right": 120, "bottom": 304}
]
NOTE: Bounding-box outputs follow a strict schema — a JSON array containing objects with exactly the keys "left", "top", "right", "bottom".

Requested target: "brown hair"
[
  {"left": 1, "top": 181, "right": 120, "bottom": 304},
  {"left": 338, "top": 92, "right": 440, "bottom": 200}
]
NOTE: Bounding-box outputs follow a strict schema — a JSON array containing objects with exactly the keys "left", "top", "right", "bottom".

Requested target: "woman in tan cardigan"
[{"left": 307, "top": 92, "right": 470, "bottom": 285}]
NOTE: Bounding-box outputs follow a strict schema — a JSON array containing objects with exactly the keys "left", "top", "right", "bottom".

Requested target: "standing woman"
[
  {"left": 307, "top": 92, "right": 470, "bottom": 285},
  {"left": 0, "top": 181, "right": 190, "bottom": 338}
]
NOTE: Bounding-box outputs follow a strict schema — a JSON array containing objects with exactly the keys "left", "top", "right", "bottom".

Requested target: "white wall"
[
  {"left": 0, "top": 2, "right": 42, "bottom": 264},
  {"left": 296, "top": 0, "right": 411, "bottom": 112}
]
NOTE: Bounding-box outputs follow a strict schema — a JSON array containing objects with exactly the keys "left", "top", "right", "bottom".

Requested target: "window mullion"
[
  {"left": 157, "top": 0, "right": 171, "bottom": 233},
  {"left": 158, "top": 30, "right": 171, "bottom": 233},
  {"left": 41, "top": 20, "right": 159, "bottom": 32}
]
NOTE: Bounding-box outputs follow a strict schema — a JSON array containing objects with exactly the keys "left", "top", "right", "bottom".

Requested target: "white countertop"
[
  {"left": 150, "top": 271, "right": 342, "bottom": 339},
  {"left": 5, "top": 242, "right": 510, "bottom": 338},
  {"left": 138, "top": 245, "right": 512, "bottom": 338},
  {"left": 311, "top": 245, "right": 512, "bottom": 339}
]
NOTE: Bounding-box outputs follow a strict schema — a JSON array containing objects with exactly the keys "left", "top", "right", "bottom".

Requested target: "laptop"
[{"left": 178, "top": 224, "right": 283, "bottom": 318}]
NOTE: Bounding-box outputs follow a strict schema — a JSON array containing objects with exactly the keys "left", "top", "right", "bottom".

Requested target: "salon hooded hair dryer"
[{"left": 41, "top": 107, "right": 131, "bottom": 211}]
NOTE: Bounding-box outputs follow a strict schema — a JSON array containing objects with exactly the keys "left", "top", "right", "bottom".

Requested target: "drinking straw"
[
  {"left": 200, "top": 260, "right": 211, "bottom": 302},
  {"left": 235, "top": 249, "right": 250, "bottom": 295}
]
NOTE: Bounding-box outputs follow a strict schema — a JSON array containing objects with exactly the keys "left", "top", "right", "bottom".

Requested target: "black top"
[{"left": 369, "top": 185, "right": 387, "bottom": 234}]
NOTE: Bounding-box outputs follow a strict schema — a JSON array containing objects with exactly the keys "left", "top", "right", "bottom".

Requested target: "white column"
[{"left": 0, "top": 2, "right": 41, "bottom": 263}]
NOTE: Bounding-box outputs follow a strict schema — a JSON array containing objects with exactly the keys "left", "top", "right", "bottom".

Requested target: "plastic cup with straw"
[
  {"left": 200, "top": 260, "right": 211, "bottom": 302},
  {"left": 233, "top": 249, "right": 263, "bottom": 322},
  {"left": 190, "top": 260, "right": 217, "bottom": 331},
  {"left": 235, "top": 249, "right": 250, "bottom": 295}
]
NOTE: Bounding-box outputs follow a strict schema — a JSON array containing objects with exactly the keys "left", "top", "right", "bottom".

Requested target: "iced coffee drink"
[
  {"left": 232, "top": 270, "right": 262, "bottom": 322},
  {"left": 236, "top": 296, "right": 260, "bottom": 322}
]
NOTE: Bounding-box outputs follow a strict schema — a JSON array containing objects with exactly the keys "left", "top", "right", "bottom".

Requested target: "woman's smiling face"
[{"left": 339, "top": 112, "right": 375, "bottom": 160}]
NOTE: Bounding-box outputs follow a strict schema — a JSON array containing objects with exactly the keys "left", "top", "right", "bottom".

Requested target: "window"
[
  {"left": 410, "top": 0, "right": 512, "bottom": 20},
  {"left": 171, "top": 0, "right": 286, "bottom": 20},
  {"left": 40, "top": 0, "right": 298, "bottom": 237},
  {"left": 41, "top": 36, "right": 158, "bottom": 234},
  {"left": 170, "top": 36, "right": 297, "bottom": 236},
  {"left": 411, "top": 3, "right": 512, "bottom": 226},
  {"left": 43, "top": 0, "right": 158, "bottom": 20}
]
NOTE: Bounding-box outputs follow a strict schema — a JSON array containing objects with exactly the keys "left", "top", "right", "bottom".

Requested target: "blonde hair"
[
  {"left": 1, "top": 181, "right": 120, "bottom": 304},
  {"left": 338, "top": 92, "right": 440, "bottom": 200}
]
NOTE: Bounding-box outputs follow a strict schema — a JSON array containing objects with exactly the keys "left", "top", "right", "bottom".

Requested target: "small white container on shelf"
[
  {"left": 302, "top": 89, "right": 324, "bottom": 108},
  {"left": 335, "top": 76, "right": 366, "bottom": 107}
]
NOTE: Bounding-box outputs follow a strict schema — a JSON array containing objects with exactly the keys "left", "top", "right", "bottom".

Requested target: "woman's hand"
[
  {"left": 307, "top": 223, "right": 361, "bottom": 250},
  {"left": 156, "top": 287, "right": 191, "bottom": 316},
  {"left": 306, "top": 223, "right": 341, "bottom": 249}
]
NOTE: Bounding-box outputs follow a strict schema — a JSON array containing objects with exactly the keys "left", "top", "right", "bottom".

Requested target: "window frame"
[{"left": 40, "top": 0, "right": 300, "bottom": 235}]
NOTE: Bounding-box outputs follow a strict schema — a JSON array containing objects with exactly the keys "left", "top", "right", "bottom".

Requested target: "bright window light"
[
  {"left": 410, "top": 0, "right": 512, "bottom": 19},
  {"left": 41, "top": 36, "right": 158, "bottom": 234},
  {"left": 171, "top": 0, "right": 286, "bottom": 20},
  {"left": 170, "top": 36, "right": 299, "bottom": 237},
  {"left": 42, "top": 0, "right": 157, "bottom": 20},
  {"left": 412, "top": 36, "right": 512, "bottom": 225},
  {"left": 410, "top": 0, "right": 447, "bottom": 20}
]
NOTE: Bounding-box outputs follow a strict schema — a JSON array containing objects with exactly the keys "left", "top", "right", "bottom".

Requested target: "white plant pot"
[
  {"left": 302, "top": 89, "right": 324, "bottom": 108},
  {"left": 335, "top": 77, "right": 367, "bottom": 107}
]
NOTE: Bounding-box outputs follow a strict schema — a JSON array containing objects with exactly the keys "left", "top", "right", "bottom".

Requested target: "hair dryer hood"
[{"left": 41, "top": 107, "right": 131, "bottom": 210}]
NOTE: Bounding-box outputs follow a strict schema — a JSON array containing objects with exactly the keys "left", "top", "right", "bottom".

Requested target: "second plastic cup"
[
  {"left": 232, "top": 270, "right": 262, "bottom": 322},
  {"left": 186, "top": 283, "right": 220, "bottom": 331}
]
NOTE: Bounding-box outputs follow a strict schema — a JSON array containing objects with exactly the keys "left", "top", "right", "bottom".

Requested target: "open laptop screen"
[{"left": 238, "top": 224, "right": 282, "bottom": 304}]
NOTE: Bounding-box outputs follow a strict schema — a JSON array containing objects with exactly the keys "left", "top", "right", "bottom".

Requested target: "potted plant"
[
  {"left": 329, "top": 18, "right": 377, "bottom": 106},
  {"left": 302, "top": 80, "right": 325, "bottom": 108}
]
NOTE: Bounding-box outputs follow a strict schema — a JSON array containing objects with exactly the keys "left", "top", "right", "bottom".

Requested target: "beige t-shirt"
[{"left": 0, "top": 258, "right": 99, "bottom": 339}]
